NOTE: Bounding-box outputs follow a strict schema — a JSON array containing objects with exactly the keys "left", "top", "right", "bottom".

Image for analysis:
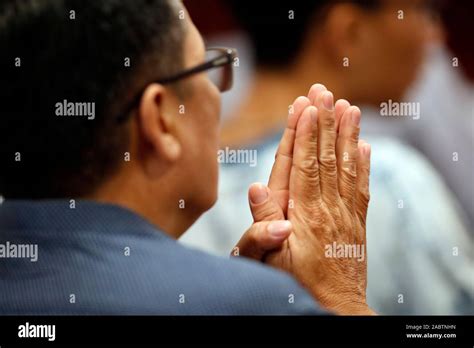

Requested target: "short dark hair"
[
  {"left": 439, "top": 0, "right": 474, "bottom": 82},
  {"left": 226, "top": 0, "right": 380, "bottom": 67},
  {"left": 0, "top": 0, "right": 185, "bottom": 199}
]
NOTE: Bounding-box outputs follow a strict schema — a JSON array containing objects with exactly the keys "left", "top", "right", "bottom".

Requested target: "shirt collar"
[{"left": 0, "top": 199, "right": 167, "bottom": 240}]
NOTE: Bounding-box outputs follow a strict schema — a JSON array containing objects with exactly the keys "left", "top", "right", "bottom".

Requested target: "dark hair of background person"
[
  {"left": 225, "top": 0, "right": 381, "bottom": 68},
  {"left": 0, "top": 0, "right": 185, "bottom": 199},
  {"left": 184, "top": 0, "right": 238, "bottom": 38},
  {"left": 439, "top": 0, "right": 474, "bottom": 82}
]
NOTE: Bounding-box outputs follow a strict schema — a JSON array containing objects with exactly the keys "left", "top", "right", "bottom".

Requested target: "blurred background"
[{"left": 180, "top": 0, "right": 474, "bottom": 314}]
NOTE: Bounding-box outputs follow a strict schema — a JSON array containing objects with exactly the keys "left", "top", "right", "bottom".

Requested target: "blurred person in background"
[
  {"left": 181, "top": 0, "right": 474, "bottom": 314},
  {"left": 353, "top": 0, "right": 474, "bottom": 233},
  {"left": 401, "top": 0, "right": 474, "bottom": 232}
]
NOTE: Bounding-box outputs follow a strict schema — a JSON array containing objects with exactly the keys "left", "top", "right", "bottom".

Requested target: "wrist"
[{"left": 328, "top": 300, "right": 376, "bottom": 315}]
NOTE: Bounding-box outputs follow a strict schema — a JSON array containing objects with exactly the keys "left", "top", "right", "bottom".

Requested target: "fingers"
[
  {"left": 335, "top": 99, "right": 350, "bottom": 133},
  {"left": 248, "top": 183, "right": 285, "bottom": 222},
  {"left": 290, "top": 105, "right": 321, "bottom": 208},
  {"left": 314, "top": 90, "right": 339, "bottom": 203},
  {"left": 336, "top": 106, "right": 361, "bottom": 209},
  {"left": 308, "top": 83, "right": 327, "bottom": 104},
  {"left": 235, "top": 183, "right": 289, "bottom": 261},
  {"left": 355, "top": 139, "right": 371, "bottom": 227},
  {"left": 231, "top": 220, "right": 292, "bottom": 260},
  {"left": 268, "top": 96, "right": 311, "bottom": 210}
]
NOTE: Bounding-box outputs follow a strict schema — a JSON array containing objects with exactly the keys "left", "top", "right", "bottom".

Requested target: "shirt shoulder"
[{"left": 140, "top": 239, "right": 325, "bottom": 315}]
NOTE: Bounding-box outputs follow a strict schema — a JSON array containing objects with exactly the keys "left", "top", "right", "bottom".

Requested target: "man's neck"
[{"left": 88, "top": 169, "right": 193, "bottom": 239}]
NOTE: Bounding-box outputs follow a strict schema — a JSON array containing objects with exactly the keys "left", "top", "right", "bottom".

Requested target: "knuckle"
[
  {"left": 255, "top": 204, "right": 281, "bottom": 221},
  {"left": 350, "top": 127, "right": 360, "bottom": 142},
  {"left": 319, "top": 152, "right": 337, "bottom": 171},
  {"left": 360, "top": 163, "right": 371, "bottom": 175},
  {"left": 294, "top": 156, "right": 319, "bottom": 178},
  {"left": 275, "top": 151, "right": 292, "bottom": 161},
  {"left": 338, "top": 137, "right": 359, "bottom": 157},
  {"left": 357, "top": 191, "right": 370, "bottom": 207},
  {"left": 364, "top": 191, "right": 371, "bottom": 203},
  {"left": 322, "top": 115, "right": 336, "bottom": 129},
  {"left": 340, "top": 164, "right": 357, "bottom": 179},
  {"left": 246, "top": 227, "right": 260, "bottom": 245}
]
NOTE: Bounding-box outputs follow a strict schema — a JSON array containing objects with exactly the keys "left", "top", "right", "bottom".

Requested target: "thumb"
[
  {"left": 231, "top": 220, "right": 293, "bottom": 260},
  {"left": 248, "top": 183, "right": 285, "bottom": 222}
]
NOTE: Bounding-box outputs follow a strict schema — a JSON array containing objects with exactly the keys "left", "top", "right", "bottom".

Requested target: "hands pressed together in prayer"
[{"left": 232, "top": 84, "right": 374, "bottom": 315}]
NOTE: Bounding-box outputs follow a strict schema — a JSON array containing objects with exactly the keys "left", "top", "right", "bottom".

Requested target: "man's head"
[
  {"left": 228, "top": 0, "right": 437, "bottom": 104},
  {"left": 0, "top": 0, "right": 222, "bottom": 235}
]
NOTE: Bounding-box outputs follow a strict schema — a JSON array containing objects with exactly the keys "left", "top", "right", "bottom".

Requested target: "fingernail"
[
  {"left": 250, "top": 183, "right": 268, "bottom": 204},
  {"left": 267, "top": 220, "right": 292, "bottom": 238},
  {"left": 351, "top": 107, "right": 361, "bottom": 126},
  {"left": 363, "top": 144, "right": 371, "bottom": 157},
  {"left": 322, "top": 91, "right": 334, "bottom": 111}
]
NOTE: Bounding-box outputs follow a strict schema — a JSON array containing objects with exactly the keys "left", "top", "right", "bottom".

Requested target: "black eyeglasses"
[{"left": 117, "top": 47, "right": 237, "bottom": 122}]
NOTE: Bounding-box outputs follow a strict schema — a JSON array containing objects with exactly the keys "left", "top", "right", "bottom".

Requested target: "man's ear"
[{"left": 137, "top": 83, "right": 182, "bottom": 169}]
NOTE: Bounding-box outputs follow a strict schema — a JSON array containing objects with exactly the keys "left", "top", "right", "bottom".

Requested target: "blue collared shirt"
[{"left": 0, "top": 200, "right": 322, "bottom": 315}]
